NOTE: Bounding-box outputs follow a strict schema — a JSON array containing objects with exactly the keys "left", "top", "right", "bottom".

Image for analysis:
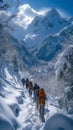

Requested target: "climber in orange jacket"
[{"left": 38, "top": 88, "right": 47, "bottom": 122}]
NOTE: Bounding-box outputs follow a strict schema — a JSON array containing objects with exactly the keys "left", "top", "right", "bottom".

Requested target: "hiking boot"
[{"left": 42, "top": 118, "right": 45, "bottom": 122}]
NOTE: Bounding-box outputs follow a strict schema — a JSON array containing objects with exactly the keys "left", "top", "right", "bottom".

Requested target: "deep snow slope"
[
  {"left": 0, "top": 63, "right": 21, "bottom": 130},
  {"left": 43, "top": 113, "right": 73, "bottom": 130}
]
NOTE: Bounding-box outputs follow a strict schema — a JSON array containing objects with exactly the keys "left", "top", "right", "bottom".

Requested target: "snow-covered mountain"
[
  {"left": 4, "top": 7, "right": 72, "bottom": 51},
  {"left": 7, "top": 4, "right": 48, "bottom": 42},
  {"left": 23, "top": 8, "right": 71, "bottom": 49},
  {"left": 11, "top": 4, "right": 46, "bottom": 29},
  {"left": 32, "top": 24, "right": 73, "bottom": 61}
]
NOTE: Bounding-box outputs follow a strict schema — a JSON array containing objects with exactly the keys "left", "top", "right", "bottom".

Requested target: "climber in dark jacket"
[
  {"left": 32, "top": 83, "right": 40, "bottom": 109},
  {"left": 21, "top": 78, "right": 25, "bottom": 87}
]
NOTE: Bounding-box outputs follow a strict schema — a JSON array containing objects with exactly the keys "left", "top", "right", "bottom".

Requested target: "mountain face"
[
  {"left": 1, "top": 7, "right": 73, "bottom": 64},
  {"left": 0, "top": 28, "right": 37, "bottom": 73},
  {"left": 23, "top": 8, "right": 70, "bottom": 49},
  {"left": 32, "top": 24, "right": 73, "bottom": 61},
  {"left": 36, "top": 35, "right": 62, "bottom": 61},
  {"left": 2, "top": 7, "right": 73, "bottom": 64}
]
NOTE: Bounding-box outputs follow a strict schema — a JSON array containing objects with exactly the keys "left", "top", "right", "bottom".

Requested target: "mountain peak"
[
  {"left": 47, "top": 8, "right": 60, "bottom": 17},
  {"left": 51, "top": 8, "right": 58, "bottom": 13}
]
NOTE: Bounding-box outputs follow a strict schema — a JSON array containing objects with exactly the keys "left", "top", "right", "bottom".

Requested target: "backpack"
[
  {"left": 39, "top": 89, "right": 45, "bottom": 97},
  {"left": 29, "top": 82, "right": 33, "bottom": 90},
  {"left": 39, "top": 89, "right": 45, "bottom": 104}
]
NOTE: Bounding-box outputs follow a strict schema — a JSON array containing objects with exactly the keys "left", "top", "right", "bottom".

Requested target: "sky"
[{"left": 20, "top": 0, "right": 73, "bottom": 16}]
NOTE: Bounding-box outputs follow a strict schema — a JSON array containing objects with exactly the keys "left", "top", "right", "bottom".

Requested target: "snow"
[
  {"left": 6, "top": 4, "right": 49, "bottom": 42},
  {"left": 0, "top": 63, "right": 21, "bottom": 130},
  {"left": 0, "top": 96, "right": 19, "bottom": 130},
  {"left": 13, "top": 4, "right": 48, "bottom": 29},
  {"left": 0, "top": 114, "right": 13, "bottom": 130},
  {"left": 43, "top": 113, "right": 73, "bottom": 130},
  {"left": 17, "top": 89, "right": 59, "bottom": 130}
]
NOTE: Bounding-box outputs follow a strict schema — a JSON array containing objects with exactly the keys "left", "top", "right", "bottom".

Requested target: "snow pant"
[
  {"left": 33, "top": 93, "right": 39, "bottom": 109},
  {"left": 26, "top": 84, "right": 28, "bottom": 89},
  {"left": 36, "top": 98, "right": 39, "bottom": 109},
  {"left": 33, "top": 92, "right": 37, "bottom": 102},
  {"left": 39, "top": 104, "right": 45, "bottom": 122},
  {"left": 22, "top": 82, "right": 25, "bottom": 87},
  {"left": 29, "top": 89, "right": 32, "bottom": 96}
]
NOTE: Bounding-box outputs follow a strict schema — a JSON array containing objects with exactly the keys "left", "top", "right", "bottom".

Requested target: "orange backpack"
[
  {"left": 39, "top": 89, "right": 45, "bottom": 104},
  {"left": 39, "top": 89, "right": 45, "bottom": 96}
]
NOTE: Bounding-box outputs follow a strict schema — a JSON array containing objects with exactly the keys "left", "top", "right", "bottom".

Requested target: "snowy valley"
[{"left": 0, "top": 2, "right": 73, "bottom": 130}]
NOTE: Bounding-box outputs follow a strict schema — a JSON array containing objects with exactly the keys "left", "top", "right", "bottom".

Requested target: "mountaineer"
[
  {"left": 38, "top": 88, "right": 47, "bottom": 122},
  {"left": 21, "top": 78, "right": 25, "bottom": 87},
  {"left": 28, "top": 81, "right": 33, "bottom": 96}
]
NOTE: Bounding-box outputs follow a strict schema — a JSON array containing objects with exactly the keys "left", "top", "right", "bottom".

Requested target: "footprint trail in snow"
[{"left": 18, "top": 88, "right": 46, "bottom": 130}]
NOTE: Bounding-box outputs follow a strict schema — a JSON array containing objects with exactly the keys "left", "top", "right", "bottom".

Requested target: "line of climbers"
[{"left": 21, "top": 78, "right": 47, "bottom": 122}]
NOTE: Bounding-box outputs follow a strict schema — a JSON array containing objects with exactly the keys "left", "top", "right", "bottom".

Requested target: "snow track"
[
  {"left": 17, "top": 88, "right": 45, "bottom": 130},
  {"left": 1, "top": 66, "right": 72, "bottom": 130},
  {"left": 16, "top": 85, "right": 60, "bottom": 130}
]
